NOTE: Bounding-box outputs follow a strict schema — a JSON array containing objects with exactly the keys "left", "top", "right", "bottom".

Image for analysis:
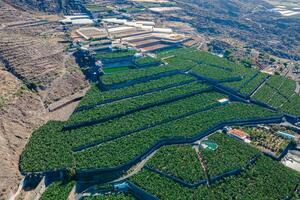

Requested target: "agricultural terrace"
[
  {"left": 130, "top": 153, "right": 300, "bottom": 199},
  {"left": 20, "top": 48, "right": 300, "bottom": 199},
  {"left": 145, "top": 133, "right": 260, "bottom": 184},
  {"left": 103, "top": 66, "right": 130, "bottom": 74},
  {"left": 252, "top": 75, "right": 300, "bottom": 115},
  {"left": 134, "top": 56, "right": 161, "bottom": 67},
  {"left": 83, "top": 193, "right": 135, "bottom": 200},
  {"left": 95, "top": 50, "right": 137, "bottom": 60},
  {"left": 129, "top": 133, "right": 300, "bottom": 199},
  {"left": 40, "top": 181, "right": 74, "bottom": 200}
]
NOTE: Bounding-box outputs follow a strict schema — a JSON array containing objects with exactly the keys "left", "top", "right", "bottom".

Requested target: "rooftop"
[
  {"left": 149, "top": 7, "right": 181, "bottom": 12},
  {"left": 228, "top": 129, "right": 249, "bottom": 139},
  {"left": 76, "top": 27, "right": 108, "bottom": 40}
]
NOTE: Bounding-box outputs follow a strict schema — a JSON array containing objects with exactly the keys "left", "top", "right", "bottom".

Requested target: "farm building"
[
  {"left": 153, "top": 28, "right": 173, "bottom": 33},
  {"left": 227, "top": 129, "right": 251, "bottom": 143},
  {"left": 59, "top": 15, "right": 94, "bottom": 25},
  {"left": 85, "top": 39, "right": 112, "bottom": 51},
  {"left": 148, "top": 7, "right": 181, "bottom": 13},
  {"left": 108, "top": 26, "right": 152, "bottom": 39},
  {"left": 102, "top": 18, "right": 155, "bottom": 27},
  {"left": 76, "top": 27, "right": 108, "bottom": 40},
  {"left": 217, "top": 98, "right": 230, "bottom": 105},
  {"left": 122, "top": 33, "right": 188, "bottom": 52},
  {"left": 103, "top": 18, "right": 128, "bottom": 24}
]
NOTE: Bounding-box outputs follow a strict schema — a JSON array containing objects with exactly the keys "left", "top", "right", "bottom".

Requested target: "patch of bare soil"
[{"left": 0, "top": 2, "right": 89, "bottom": 199}]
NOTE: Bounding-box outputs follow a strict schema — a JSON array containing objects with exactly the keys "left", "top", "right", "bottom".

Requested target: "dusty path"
[
  {"left": 77, "top": 150, "right": 158, "bottom": 199},
  {"left": 112, "top": 150, "right": 158, "bottom": 183}
]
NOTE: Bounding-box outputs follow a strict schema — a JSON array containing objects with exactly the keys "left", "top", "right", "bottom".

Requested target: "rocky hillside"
[
  {"left": 174, "top": 0, "right": 300, "bottom": 60},
  {"left": 0, "top": 1, "right": 88, "bottom": 199},
  {"left": 4, "top": 0, "right": 87, "bottom": 14}
]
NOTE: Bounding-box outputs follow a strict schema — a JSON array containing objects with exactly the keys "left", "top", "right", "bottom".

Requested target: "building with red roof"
[{"left": 228, "top": 129, "right": 251, "bottom": 143}]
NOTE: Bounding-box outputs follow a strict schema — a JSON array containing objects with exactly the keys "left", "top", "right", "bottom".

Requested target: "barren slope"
[
  {"left": 0, "top": 1, "right": 88, "bottom": 199},
  {"left": 174, "top": 0, "right": 300, "bottom": 60}
]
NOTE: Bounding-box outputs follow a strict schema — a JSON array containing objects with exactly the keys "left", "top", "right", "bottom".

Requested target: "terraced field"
[
  {"left": 82, "top": 192, "right": 135, "bottom": 200},
  {"left": 129, "top": 155, "right": 300, "bottom": 200},
  {"left": 251, "top": 74, "right": 300, "bottom": 116},
  {"left": 129, "top": 133, "right": 299, "bottom": 199},
  {"left": 40, "top": 181, "right": 75, "bottom": 200},
  {"left": 20, "top": 48, "right": 300, "bottom": 200}
]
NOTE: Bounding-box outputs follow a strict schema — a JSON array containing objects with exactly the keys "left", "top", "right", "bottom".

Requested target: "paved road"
[{"left": 282, "top": 151, "right": 300, "bottom": 172}]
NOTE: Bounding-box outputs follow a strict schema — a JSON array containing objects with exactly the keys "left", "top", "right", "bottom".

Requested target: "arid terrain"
[
  {"left": 169, "top": 0, "right": 300, "bottom": 60},
  {"left": 0, "top": 1, "right": 88, "bottom": 199}
]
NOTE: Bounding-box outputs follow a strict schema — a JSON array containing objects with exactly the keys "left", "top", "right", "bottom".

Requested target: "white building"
[
  {"left": 59, "top": 15, "right": 94, "bottom": 25},
  {"left": 153, "top": 28, "right": 173, "bottom": 33}
]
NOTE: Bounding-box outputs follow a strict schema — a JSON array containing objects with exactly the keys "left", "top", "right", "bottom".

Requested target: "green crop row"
[
  {"left": 157, "top": 48, "right": 197, "bottom": 59},
  {"left": 103, "top": 66, "right": 130, "bottom": 73},
  {"left": 20, "top": 91, "right": 225, "bottom": 172},
  {"left": 159, "top": 48, "right": 255, "bottom": 76},
  {"left": 100, "top": 65, "right": 188, "bottom": 86},
  {"left": 252, "top": 83, "right": 275, "bottom": 103},
  {"left": 223, "top": 80, "right": 244, "bottom": 89},
  {"left": 83, "top": 193, "right": 135, "bottom": 200},
  {"left": 95, "top": 50, "right": 136, "bottom": 60},
  {"left": 161, "top": 56, "right": 197, "bottom": 69},
  {"left": 67, "top": 82, "right": 208, "bottom": 125},
  {"left": 267, "top": 75, "right": 296, "bottom": 94},
  {"left": 220, "top": 69, "right": 259, "bottom": 91},
  {"left": 265, "top": 75, "right": 295, "bottom": 100},
  {"left": 67, "top": 91, "right": 224, "bottom": 149},
  {"left": 222, "top": 68, "right": 258, "bottom": 89},
  {"left": 146, "top": 145, "right": 205, "bottom": 183},
  {"left": 200, "top": 133, "right": 259, "bottom": 176},
  {"left": 239, "top": 73, "right": 268, "bottom": 95},
  {"left": 40, "top": 181, "right": 74, "bottom": 200},
  {"left": 20, "top": 101, "right": 276, "bottom": 172},
  {"left": 253, "top": 75, "right": 296, "bottom": 103},
  {"left": 74, "top": 103, "right": 278, "bottom": 170},
  {"left": 191, "top": 64, "right": 236, "bottom": 81},
  {"left": 252, "top": 75, "right": 300, "bottom": 115},
  {"left": 267, "top": 92, "right": 288, "bottom": 108},
  {"left": 79, "top": 74, "right": 195, "bottom": 108},
  {"left": 20, "top": 121, "right": 74, "bottom": 172},
  {"left": 158, "top": 48, "right": 261, "bottom": 87},
  {"left": 135, "top": 56, "right": 160, "bottom": 66},
  {"left": 145, "top": 133, "right": 258, "bottom": 184},
  {"left": 280, "top": 94, "right": 300, "bottom": 116},
  {"left": 129, "top": 155, "right": 300, "bottom": 200}
]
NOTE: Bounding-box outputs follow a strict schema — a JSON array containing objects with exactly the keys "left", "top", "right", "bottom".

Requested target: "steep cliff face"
[{"left": 6, "top": 0, "right": 86, "bottom": 14}]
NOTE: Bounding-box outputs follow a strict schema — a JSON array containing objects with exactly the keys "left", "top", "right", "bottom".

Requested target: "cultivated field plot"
[
  {"left": 20, "top": 48, "right": 300, "bottom": 199},
  {"left": 252, "top": 74, "right": 300, "bottom": 115},
  {"left": 83, "top": 193, "right": 135, "bottom": 200},
  {"left": 129, "top": 150, "right": 300, "bottom": 199},
  {"left": 145, "top": 133, "right": 260, "bottom": 184},
  {"left": 129, "top": 133, "right": 300, "bottom": 199},
  {"left": 40, "top": 181, "right": 75, "bottom": 200}
]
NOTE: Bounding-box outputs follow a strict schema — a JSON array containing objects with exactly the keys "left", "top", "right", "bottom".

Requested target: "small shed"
[{"left": 217, "top": 98, "right": 230, "bottom": 105}]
